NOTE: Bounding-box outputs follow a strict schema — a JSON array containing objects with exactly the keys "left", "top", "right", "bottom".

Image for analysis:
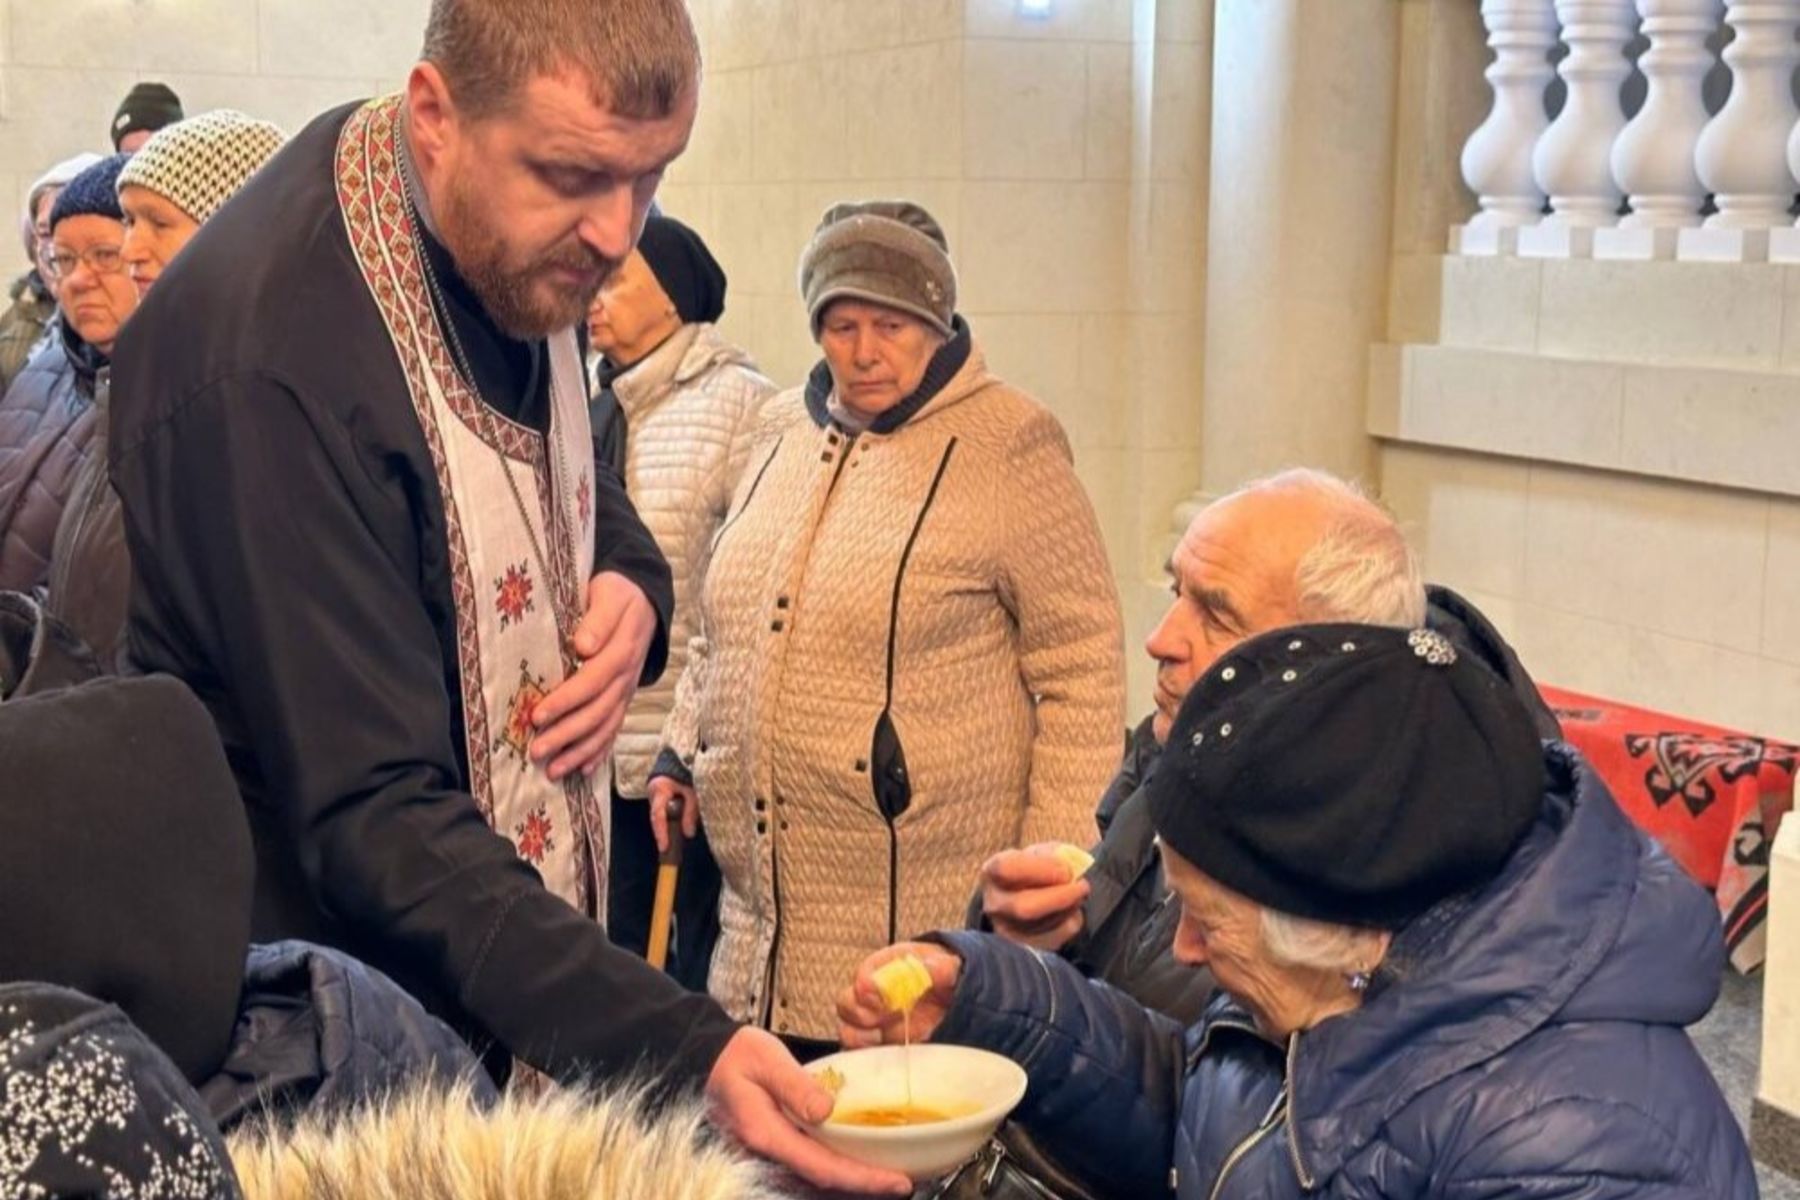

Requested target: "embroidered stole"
[{"left": 335, "top": 95, "right": 606, "bottom": 921}]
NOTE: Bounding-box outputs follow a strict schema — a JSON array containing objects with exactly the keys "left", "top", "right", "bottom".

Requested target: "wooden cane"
[{"left": 647, "top": 795, "right": 684, "bottom": 971}]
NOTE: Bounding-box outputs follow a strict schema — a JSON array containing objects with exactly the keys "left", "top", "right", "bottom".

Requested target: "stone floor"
[{"left": 1691, "top": 970, "right": 1797, "bottom": 1197}]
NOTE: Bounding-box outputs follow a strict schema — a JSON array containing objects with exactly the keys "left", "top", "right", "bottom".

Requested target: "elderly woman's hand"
[
  {"left": 647, "top": 773, "right": 699, "bottom": 854},
  {"left": 837, "top": 942, "right": 962, "bottom": 1049}
]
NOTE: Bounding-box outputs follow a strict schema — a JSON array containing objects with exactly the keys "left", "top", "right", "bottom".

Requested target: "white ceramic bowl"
[{"left": 808, "top": 1043, "right": 1029, "bottom": 1182}]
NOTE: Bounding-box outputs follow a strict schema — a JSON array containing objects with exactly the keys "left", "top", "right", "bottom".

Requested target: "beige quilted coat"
[
  {"left": 663, "top": 336, "right": 1125, "bottom": 1039},
  {"left": 608, "top": 323, "right": 776, "bottom": 798}
]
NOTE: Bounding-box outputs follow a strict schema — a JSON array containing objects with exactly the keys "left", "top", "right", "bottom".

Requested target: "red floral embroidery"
[
  {"left": 496, "top": 660, "right": 549, "bottom": 761},
  {"left": 515, "top": 805, "right": 555, "bottom": 865},
  {"left": 494, "top": 562, "right": 535, "bottom": 629},
  {"left": 576, "top": 472, "right": 593, "bottom": 529}
]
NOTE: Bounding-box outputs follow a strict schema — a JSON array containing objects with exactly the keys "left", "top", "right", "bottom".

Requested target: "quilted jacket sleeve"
[
  {"left": 653, "top": 630, "right": 708, "bottom": 784},
  {"left": 707, "top": 361, "right": 779, "bottom": 522},
  {"left": 653, "top": 370, "right": 780, "bottom": 783},
  {"left": 993, "top": 406, "right": 1124, "bottom": 848},
  {"left": 930, "top": 929, "right": 1182, "bottom": 1197}
]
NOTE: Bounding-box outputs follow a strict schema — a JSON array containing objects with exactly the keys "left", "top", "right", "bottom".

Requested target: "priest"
[{"left": 108, "top": 1, "right": 907, "bottom": 1193}]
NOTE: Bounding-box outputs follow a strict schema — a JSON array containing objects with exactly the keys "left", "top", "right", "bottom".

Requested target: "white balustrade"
[
  {"left": 1444, "top": 0, "right": 1800, "bottom": 263},
  {"left": 1779, "top": 51, "right": 1800, "bottom": 258},
  {"left": 1528, "top": 0, "right": 1637, "bottom": 242},
  {"left": 1682, "top": 0, "right": 1800, "bottom": 259},
  {"left": 1456, "top": 0, "right": 1560, "bottom": 253},
  {"left": 1615, "top": 0, "right": 1723, "bottom": 227}
]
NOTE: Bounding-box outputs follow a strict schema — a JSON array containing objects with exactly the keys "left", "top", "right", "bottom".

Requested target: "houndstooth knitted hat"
[{"left": 116, "top": 109, "right": 287, "bottom": 225}]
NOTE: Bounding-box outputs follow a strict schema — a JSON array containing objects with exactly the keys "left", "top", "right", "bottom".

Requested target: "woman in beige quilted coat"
[{"left": 649, "top": 200, "right": 1124, "bottom": 1052}]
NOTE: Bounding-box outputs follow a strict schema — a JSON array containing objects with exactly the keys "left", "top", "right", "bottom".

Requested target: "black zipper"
[
  {"left": 877, "top": 438, "right": 958, "bottom": 945},
  {"left": 760, "top": 836, "right": 783, "bottom": 1027},
  {"left": 887, "top": 824, "right": 901, "bottom": 945}
]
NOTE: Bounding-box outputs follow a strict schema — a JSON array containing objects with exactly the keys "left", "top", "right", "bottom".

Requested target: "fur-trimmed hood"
[{"left": 228, "top": 1081, "right": 794, "bottom": 1200}]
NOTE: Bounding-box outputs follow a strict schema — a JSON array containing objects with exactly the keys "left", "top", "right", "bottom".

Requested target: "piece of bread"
[
  {"left": 871, "top": 953, "right": 933, "bottom": 1014},
  {"left": 1051, "top": 843, "right": 1095, "bottom": 880}
]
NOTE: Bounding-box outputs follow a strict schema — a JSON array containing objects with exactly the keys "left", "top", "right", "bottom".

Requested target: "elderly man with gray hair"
[{"left": 974, "top": 467, "right": 1558, "bottom": 1025}]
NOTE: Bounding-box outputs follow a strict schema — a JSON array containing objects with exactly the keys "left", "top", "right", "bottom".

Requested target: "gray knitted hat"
[
  {"left": 798, "top": 199, "right": 957, "bottom": 339},
  {"left": 116, "top": 109, "right": 287, "bottom": 225}
]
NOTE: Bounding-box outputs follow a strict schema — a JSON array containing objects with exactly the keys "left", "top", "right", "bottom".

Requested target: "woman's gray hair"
[
  {"left": 1260, "top": 906, "right": 1387, "bottom": 974},
  {"left": 1228, "top": 468, "right": 1427, "bottom": 628}
]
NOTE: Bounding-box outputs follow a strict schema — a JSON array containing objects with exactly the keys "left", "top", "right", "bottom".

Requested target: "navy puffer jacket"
[
  {"left": 932, "top": 744, "right": 1756, "bottom": 1199},
  {"left": 0, "top": 316, "right": 103, "bottom": 592}
]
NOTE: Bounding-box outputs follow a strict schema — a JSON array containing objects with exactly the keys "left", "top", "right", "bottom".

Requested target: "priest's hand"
[
  {"left": 531, "top": 571, "right": 656, "bottom": 781},
  {"left": 706, "top": 1027, "right": 913, "bottom": 1195}
]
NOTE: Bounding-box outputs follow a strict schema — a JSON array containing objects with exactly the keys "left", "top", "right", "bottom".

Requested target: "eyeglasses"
[{"left": 45, "top": 244, "right": 125, "bottom": 281}]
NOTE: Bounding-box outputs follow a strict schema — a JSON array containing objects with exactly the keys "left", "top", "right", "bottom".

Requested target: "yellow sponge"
[
  {"left": 1052, "top": 843, "right": 1095, "bottom": 880},
  {"left": 871, "top": 953, "right": 933, "bottom": 1014}
]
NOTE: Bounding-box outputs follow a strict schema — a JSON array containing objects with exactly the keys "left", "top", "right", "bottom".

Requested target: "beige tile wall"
[
  {"left": 669, "top": 0, "right": 1213, "bottom": 718},
  {"left": 0, "top": 0, "right": 1212, "bottom": 722},
  {"left": 1380, "top": 444, "right": 1800, "bottom": 742},
  {"left": 0, "top": 0, "right": 431, "bottom": 218}
]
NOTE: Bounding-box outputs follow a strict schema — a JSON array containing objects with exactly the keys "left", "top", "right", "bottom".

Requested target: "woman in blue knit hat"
[{"left": 0, "top": 154, "right": 135, "bottom": 594}]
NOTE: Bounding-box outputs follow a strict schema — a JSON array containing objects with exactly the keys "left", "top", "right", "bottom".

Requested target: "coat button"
[
  {"left": 757, "top": 819, "right": 768, "bottom": 835},
  {"left": 771, "top": 619, "right": 784, "bottom": 632},
  {"left": 754, "top": 797, "right": 767, "bottom": 812},
  {"left": 854, "top": 759, "right": 868, "bottom": 773}
]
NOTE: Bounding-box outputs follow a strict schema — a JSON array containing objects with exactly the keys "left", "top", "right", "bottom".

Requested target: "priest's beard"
[{"left": 438, "top": 169, "right": 617, "bottom": 341}]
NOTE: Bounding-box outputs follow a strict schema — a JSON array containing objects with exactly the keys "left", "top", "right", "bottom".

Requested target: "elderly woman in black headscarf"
[
  {"left": 584, "top": 213, "right": 778, "bottom": 984},
  {"left": 841, "top": 623, "right": 1756, "bottom": 1199}
]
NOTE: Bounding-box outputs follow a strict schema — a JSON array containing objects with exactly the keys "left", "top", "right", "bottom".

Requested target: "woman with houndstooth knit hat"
[
  {"left": 117, "top": 110, "right": 286, "bottom": 298},
  {"left": 39, "top": 111, "right": 285, "bottom": 669}
]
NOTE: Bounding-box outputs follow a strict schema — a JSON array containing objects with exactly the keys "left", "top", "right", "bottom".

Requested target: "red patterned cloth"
[{"left": 1541, "top": 686, "right": 1797, "bottom": 972}]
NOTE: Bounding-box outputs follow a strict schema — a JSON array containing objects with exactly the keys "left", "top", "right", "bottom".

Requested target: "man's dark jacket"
[{"left": 0, "top": 318, "right": 103, "bottom": 593}]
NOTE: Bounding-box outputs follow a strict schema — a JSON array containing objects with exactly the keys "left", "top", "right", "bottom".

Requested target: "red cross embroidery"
[
  {"left": 495, "top": 562, "right": 535, "bottom": 629},
  {"left": 515, "top": 804, "right": 556, "bottom": 865}
]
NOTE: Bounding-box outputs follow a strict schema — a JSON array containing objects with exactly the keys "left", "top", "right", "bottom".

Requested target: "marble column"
[{"left": 1200, "top": 0, "right": 1401, "bottom": 494}]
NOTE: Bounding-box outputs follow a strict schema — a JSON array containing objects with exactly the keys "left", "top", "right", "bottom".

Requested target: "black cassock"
[{"left": 109, "top": 101, "right": 737, "bottom": 1086}]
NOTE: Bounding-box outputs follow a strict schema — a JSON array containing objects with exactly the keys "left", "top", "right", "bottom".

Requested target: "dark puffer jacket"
[
  {"left": 45, "top": 368, "right": 129, "bottom": 668},
  {"left": 200, "top": 940, "right": 495, "bottom": 1130},
  {"left": 933, "top": 744, "right": 1757, "bottom": 1199},
  {"left": 0, "top": 316, "right": 104, "bottom": 592}
]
